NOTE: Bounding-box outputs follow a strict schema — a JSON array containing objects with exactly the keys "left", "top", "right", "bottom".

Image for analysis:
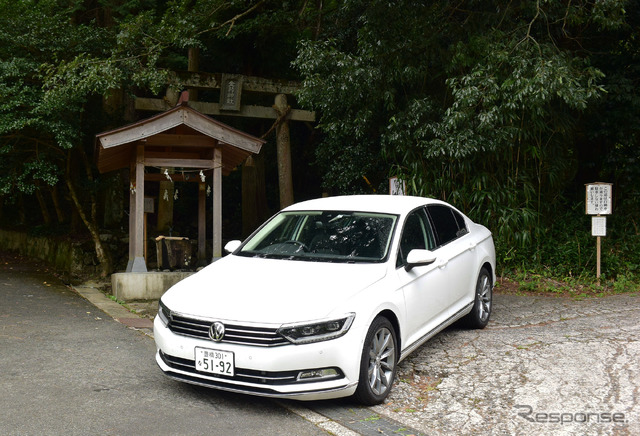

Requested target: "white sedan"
[{"left": 154, "top": 195, "right": 495, "bottom": 405}]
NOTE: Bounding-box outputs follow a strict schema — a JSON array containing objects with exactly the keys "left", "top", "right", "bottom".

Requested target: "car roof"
[{"left": 282, "top": 195, "right": 448, "bottom": 215}]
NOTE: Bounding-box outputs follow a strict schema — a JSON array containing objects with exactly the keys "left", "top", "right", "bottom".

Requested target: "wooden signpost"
[
  {"left": 585, "top": 182, "right": 613, "bottom": 280},
  {"left": 389, "top": 177, "right": 406, "bottom": 196}
]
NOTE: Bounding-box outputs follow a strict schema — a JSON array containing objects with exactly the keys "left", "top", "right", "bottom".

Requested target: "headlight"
[
  {"left": 277, "top": 314, "right": 355, "bottom": 344},
  {"left": 158, "top": 299, "right": 171, "bottom": 325}
]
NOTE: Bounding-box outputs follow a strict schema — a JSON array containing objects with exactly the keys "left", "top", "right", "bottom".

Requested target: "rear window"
[{"left": 427, "top": 205, "right": 468, "bottom": 247}]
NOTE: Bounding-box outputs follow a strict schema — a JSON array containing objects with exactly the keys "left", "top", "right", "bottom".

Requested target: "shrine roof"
[{"left": 95, "top": 102, "right": 265, "bottom": 175}]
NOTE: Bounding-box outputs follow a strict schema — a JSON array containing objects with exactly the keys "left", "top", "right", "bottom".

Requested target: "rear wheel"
[
  {"left": 353, "top": 316, "right": 397, "bottom": 405},
  {"left": 464, "top": 267, "right": 492, "bottom": 329}
]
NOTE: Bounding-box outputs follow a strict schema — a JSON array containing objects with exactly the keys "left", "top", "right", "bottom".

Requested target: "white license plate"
[{"left": 195, "top": 347, "right": 234, "bottom": 377}]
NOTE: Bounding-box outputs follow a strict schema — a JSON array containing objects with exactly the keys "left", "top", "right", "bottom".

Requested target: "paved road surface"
[
  {"left": 2, "top": 253, "right": 638, "bottom": 436},
  {"left": 374, "top": 291, "right": 640, "bottom": 435},
  {"left": 0, "top": 258, "right": 331, "bottom": 436}
]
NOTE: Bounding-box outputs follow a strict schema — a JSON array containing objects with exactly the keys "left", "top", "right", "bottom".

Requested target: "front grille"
[
  {"left": 160, "top": 351, "right": 343, "bottom": 387},
  {"left": 168, "top": 314, "right": 289, "bottom": 347}
]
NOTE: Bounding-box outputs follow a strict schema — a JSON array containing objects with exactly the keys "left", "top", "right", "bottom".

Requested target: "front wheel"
[
  {"left": 353, "top": 316, "right": 397, "bottom": 405},
  {"left": 463, "top": 267, "right": 492, "bottom": 329}
]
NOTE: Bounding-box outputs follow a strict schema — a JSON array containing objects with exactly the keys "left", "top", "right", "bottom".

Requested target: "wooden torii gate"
[
  {"left": 135, "top": 71, "right": 315, "bottom": 210},
  {"left": 95, "top": 95, "right": 265, "bottom": 272}
]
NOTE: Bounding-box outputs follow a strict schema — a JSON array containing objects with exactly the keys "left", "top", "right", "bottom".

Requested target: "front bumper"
[{"left": 153, "top": 315, "right": 362, "bottom": 401}]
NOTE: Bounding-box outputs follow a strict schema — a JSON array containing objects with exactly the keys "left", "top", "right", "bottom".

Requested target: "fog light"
[{"left": 297, "top": 368, "right": 339, "bottom": 381}]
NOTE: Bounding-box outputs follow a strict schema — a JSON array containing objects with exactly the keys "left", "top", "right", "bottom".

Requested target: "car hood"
[{"left": 161, "top": 255, "right": 388, "bottom": 324}]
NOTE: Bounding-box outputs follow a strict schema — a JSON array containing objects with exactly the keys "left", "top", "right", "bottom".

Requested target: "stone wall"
[
  {"left": 0, "top": 229, "right": 194, "bottom": 298},
  {"left": 0, "top": 229, "right": 101, "bottom": 281}
]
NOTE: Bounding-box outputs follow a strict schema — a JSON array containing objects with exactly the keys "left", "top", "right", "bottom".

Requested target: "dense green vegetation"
[
  {"left": 0, "top": 0, "right": 638, "bottom": 290},
  {"left": 295, "top": 1, "right": 640, "bottom": 291}
]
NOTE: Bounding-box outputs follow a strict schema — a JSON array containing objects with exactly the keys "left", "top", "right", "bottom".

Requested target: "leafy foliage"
[
  {"left": 1, "top": 0, "right": 639, "bottom": 286},
  {"left": 0, "top": 0, "right": 100, "bottom": 196},
  {"left": 295, "top": 0, "right": 639, "bottom": 284}
]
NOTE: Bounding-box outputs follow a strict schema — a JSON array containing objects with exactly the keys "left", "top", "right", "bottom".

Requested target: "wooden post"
[
  {"left": 126, "top": 161, "right": 135, "bottom": 272},
  {"left": 212, "top": 147, "right": 223, "bottom": 261},
  {"left": 198, "top": 181, "right": 206, "bottom": 266},
  {"left": 596, "top": 235, "right": 602, "bottom": 281},
  {"left": 144, "top": 211, "right": 147, "bottom": 261},
  {"left": 131, "top": 144, "right": 148, "bottom": 272},
  {"left": 274, "top": 94, "right": 294, "bottom": 209}
]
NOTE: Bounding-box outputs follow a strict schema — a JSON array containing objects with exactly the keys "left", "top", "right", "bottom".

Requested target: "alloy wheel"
[
  {"left": 477, "top": 273, "right": 492, "bottom": 322},
  {"left": 367, "top": 327, "right": 396, "bottom": 396}
]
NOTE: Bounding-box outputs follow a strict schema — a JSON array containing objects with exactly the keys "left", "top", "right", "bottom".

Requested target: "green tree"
[
  {"left": 0, "top": 0, "right": 176, "bottom": 275},
  {"left": 295, "top": 0, "right": 634, "bottom": 274},
  {"left": 0, "top": 0, "right": 117, "bottom": 274},
  {"left": 3, "top": 0, "right": 639, "bottom": 283},
  {"left": 1, "top": 0, "right": 324, "bottom": 274}
]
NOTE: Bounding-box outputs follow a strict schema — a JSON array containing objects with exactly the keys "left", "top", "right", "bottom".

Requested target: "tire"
[
  {"left": 464, "top": 267, "right": 492, "bottom": 329},
  {"left": 353, "top": 316, "right": 398, "bottom": 405}
]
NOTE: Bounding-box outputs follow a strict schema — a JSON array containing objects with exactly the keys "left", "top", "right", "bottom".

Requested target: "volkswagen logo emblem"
[{"left": 209, "top": 322, "right": 225, "bottom": 342}]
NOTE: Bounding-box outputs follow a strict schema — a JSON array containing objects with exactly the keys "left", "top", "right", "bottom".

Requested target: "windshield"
[{"left": 238, "top": 210, "right": 398, "bottom": 263}]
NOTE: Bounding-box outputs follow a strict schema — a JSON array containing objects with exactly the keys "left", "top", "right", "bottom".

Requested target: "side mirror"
[
  {"left": 224, "top": 240, "right": 242, "bottom": 254},
  {"left": 405, "top": 249, "right": 436, "bottom": 271}
]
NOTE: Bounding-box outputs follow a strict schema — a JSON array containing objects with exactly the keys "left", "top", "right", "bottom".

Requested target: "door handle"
[
  {"left": 437, "top": 259, "right": 448, "bottom": 269},
  {"left": 469, "top": 242, "right": 477, "bottom": 251}
]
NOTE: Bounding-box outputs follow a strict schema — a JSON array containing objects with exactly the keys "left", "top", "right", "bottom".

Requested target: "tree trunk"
[
  {"left": 50, "top": 185, "right": 65, "bottom": 224},
  {"left": 66, "top": 149, "right": 113, "bottom": 277},
  {"left": 34, "top": 182, "right": 51, "bottom": 225}
]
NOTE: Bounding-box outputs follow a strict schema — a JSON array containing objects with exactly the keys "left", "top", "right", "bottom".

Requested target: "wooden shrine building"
[{"left": 95, "top": 95, "right": 265, "bottom": 272}]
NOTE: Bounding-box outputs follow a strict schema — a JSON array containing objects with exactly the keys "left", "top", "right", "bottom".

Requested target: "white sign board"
[
  {"left": 389, "top": 177, "right": 406, "bottom": 196},
  {"left": 591, "top": 216, "right": 607, "bottom": 237},
  {"left": 585, "top": 183, "right": 612, "bottom": 215}
]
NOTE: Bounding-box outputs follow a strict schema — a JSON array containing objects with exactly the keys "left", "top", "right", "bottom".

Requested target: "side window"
[
  {"left": 396, "top": 208, "right": 435, "bottom": 267},
  {"left": 452, "top": 209, "right": 468, "bottom": 237},
  {"left": 427, "top": 205, "right": 467, "bottom": 247}
]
